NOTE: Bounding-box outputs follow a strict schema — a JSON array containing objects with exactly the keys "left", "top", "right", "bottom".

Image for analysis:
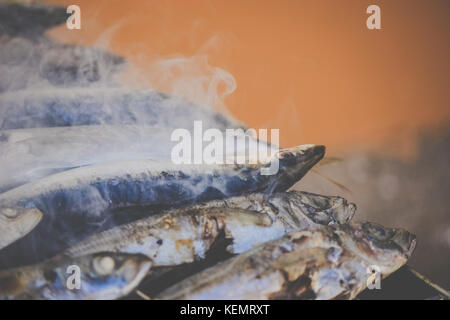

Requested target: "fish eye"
[{"left": 93, "top": 255, "right": 116, "bottom": 276}]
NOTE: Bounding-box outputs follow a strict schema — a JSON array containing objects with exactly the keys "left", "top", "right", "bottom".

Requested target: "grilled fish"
[
  {"left": 0, "top": 88, "right": 242, "bottom": 130},
  {"left": 155, "top": 221, "right": 416, "bottom": 300},
  {"left": 0, "top": 37, "right": 125, "bottom": 93},
  {"left": 0, "top": 252, "right": 152, "bottom": 300},
  {"left": 0, "top": 144, "right": 325, "bottom": 250},
  {"left": 64, "top": 191, "right": 355, "bottom": 266},
  {"left": 0, "top": 2, "right": 66, "bottom": 39},
  {"left": 0, "top": 125, "right": 277, "bottom": 193}
]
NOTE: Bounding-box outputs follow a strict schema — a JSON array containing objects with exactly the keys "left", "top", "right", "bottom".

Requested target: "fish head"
[
  {"left": 281, "top": 191, "right": 356, "bottom": 225},
  {"left": 338, "top": 222, "right": 416, "bottom": 274},
  {"left": 265, "top": 144, "right": 325, "bottom": 192},
  {"left": 37, "top": 252, "right": 152, "bottom": 300},
  {"left": 77, "top": 252, "right": 152, "bottom": 299},
  {"left": 0, "top": 206, "right": 43, "bottom": 250}
]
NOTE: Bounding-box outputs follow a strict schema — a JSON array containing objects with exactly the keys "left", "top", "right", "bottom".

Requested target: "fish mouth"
[
  {"left": 278, "top": 144, "right": 325, "bottom": 170},
  {"left": 267, "top": 144, "right": 325, "bottom": 192},
  {"left": 359, "top": 222, "right": 417, "bottom": 258},
  {"left": 392, "top": 229, "right": 417, "bottom": 258}
]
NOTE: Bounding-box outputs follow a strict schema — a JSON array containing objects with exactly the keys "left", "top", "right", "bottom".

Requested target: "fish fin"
[
  {"left": 312, "top": 169, "right": 352, "bottom": 194},
  {"left": 317, "top": 157, "right": 343, "bottom": 166},
  {"left": 0, "top": 207, "right": 43, "bottom": 249}
]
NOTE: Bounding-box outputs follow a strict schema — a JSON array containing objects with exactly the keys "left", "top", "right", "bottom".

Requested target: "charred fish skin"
[
  {"left": 0, "top": 252, "right": 152, "bottom": 300},
  {"left": 0, "top": 144, "right": 324, "bottom": 250},
  {"left": 333, "top": 222, "right": 417, "bottom": 276},
  {"left": 273, "top": 190, "right": 356, "bottom": 225},
  {"left": 63, "top": 206, "right": 274, "bottom": 264},
  {"left": 212, "top": 190, "right": 356, "bottom": 226},
  {"left": 63, "top": 190, "right": 355, "bottom": 267},
  {"left": 0, "top": 88, "right": 243, "bottom": 130},
  {"left": 181, "top": 190, "right": 355, "bottom": 254},
  {"left": 155, "top": 222, "right": 416, "bottom": 300}
]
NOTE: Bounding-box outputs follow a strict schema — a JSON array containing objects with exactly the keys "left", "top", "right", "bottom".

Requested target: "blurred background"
[{"left": 36, "top": 0, "right": 450, "bottom": 288}]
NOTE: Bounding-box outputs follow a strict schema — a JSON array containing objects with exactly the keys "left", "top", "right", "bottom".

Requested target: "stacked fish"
[{"left": 0, "top": 2, "right": 416, "bottom": 300}]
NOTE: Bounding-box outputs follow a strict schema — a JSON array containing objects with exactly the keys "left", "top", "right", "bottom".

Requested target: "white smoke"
[
  {"left": 0, "top": 3, "right": 256, "bottom": 194},
  {"left": 121, "top": 54, "right": 237, "bottom": 117}
]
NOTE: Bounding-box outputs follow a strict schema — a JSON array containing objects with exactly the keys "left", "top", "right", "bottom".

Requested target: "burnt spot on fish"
[
  {"left": 270, "top": 273, "right": 316, "bottom": 300},
  {"left": 279, "top": 246, "right": 290, "bottom": 254},
  {"left": 291, "top": 235, "right": 309, "bottom": 245},
  {"left": 175, "top": 239, "right": 194, "bottom": 252}
]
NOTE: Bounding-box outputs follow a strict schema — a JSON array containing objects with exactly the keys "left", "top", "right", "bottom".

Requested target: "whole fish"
[
  {"left": 0, "top": 2, "right": 66, "bottom": 38},
  {"left": 0, "top": 252, "right": 152, "bottom": 300},
  {"left": 64, "top": 191, "right": 356, "bottom": 266},
  {"left": 0, "top": 2, "right": 124, "bottom": 92},
  {"left": 155, "top": 221, "right": 416, "bottom": 300},
  {"left": 34, "top": 41, "right": 125, "bottom": 88},
  {"left": 0, "top": 36, "right": 125, "bottom": 93},
  {"left": 0, "top": 125, "right": 277, "bottom": 193},
  {"left": 0, "top": 88, "right": 243, "bottom": 130},
  {"left": 0, "top": 144, "right": 325, "bottom": 250}
]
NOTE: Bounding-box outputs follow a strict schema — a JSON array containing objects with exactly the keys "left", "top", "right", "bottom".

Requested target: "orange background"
[{"left": 46, "top": 0, "right": 450, "bottom": 157}]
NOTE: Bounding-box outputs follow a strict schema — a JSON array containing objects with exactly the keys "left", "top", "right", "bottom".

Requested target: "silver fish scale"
[
  {"left": 61, "top": 191, "right": 356, "bottom": 269},
  {"left": 154, "top": 223, "right": 415, "bottom": 300}
]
